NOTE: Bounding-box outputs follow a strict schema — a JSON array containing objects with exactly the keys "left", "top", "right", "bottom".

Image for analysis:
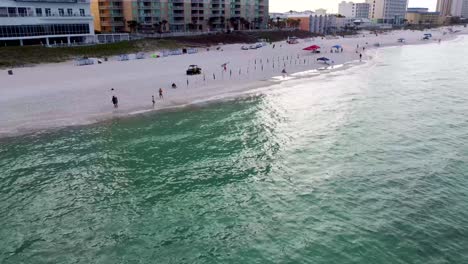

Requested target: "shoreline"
[{"left": 1, "top": 26, "right": 467, "bottom": 139}]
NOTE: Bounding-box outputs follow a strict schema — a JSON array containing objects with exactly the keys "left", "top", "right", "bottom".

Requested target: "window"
[
  {"left": 79, "top": 9, "right": 85, "bottom": 16},
  {"left": 0, "top": 7, "right": 8, "bottom": 17},
  {"left": 67, "top": 8, "right": 73, "bottom": 16},
  {"left": 36, "top": 8, "right": 42, "bottom": 17},
  {"left": 0, "top": 24, "right": 91, "bottom": 38},
  {"left": 45, "top": 8, "right": 51, "bottom": 16},
  {"left": 8, "top": 7, "right": 17, "bottom": 17},
  {"left": 58, "top": 8, "right": 64, "bottom": 16},
  {"left": 18, "top": 8, "right": 27, "bottom": 16}
]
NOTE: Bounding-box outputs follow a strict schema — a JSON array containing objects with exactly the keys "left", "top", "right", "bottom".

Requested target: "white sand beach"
[{"left": 1, "top": 26, "right": 467, "bottom": 137}]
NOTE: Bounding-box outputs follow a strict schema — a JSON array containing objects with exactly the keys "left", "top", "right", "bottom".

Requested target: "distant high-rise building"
[
  {"left": 366, "top": 0, "right": 408, "bottom": 24},
  {"left": 92, "top": 0, "right": 269, "bottom": 33},
  {"left": 437, "top": 0, "right": 463, "bottom": 16},
  {"left": 462, "top": 0, "right": 468, "bottom": 17},
  {"left": 338, "top": 1, "right": 370, "bottom": 18},
  {"left": 437, "top": 0, "right": 452, "bottom": 16},
  {"left": 315, "top": 8, "right": 327, "bottom": 16}
]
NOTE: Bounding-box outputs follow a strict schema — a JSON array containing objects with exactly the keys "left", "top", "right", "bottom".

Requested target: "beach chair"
[
  {"left": 119, "top": 54, "right": 129, "bottom": 61},
  {"left": 136, "top": 52, "right": 145, "bottom": 59}
]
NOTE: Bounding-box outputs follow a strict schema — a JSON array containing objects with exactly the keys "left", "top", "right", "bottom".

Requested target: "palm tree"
[
  {"left": 229, "top": 17, "right": 237, "bottom": 30},
  {"left": 127, "top": 20, "right": 138, "bottom": 33},
  {"left": 257, "top": 17, "right": 264, "bottom": 29},
  {"left": 239, "top": 17, "right": 248, "bottom": 30},
  {"left": 268, "top": 18, "right": 274, "bottom": 29},
  {"left": 188, "top": 22, "right": 197, "bottom": 32},
  {"left": 153, "top": 22, "right": 161, "bottom": 33},
  {"left": 161, "top": 19, "right": 168, "bottom": 32}
]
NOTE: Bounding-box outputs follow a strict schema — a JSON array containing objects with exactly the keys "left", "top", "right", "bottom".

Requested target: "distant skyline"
[{"left": 270, "top": 0, "right": 438, "bottom": 13}]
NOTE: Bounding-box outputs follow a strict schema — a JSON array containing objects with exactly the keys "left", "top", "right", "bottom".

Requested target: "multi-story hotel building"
[
  {"left": 92, "top": 0, "right": 269, "bottom": 33},
  {"left": 338, "top": 1, "right": 370, "bottom": 18},
  {"left": 0, "top": 0, "right": 94, "bottom": 46},
  {"left": 436, "top": 0, "right": 463, "bottom": 17},
  {"left": 366, "top": 0, "right": 408, "bottom": 25}
]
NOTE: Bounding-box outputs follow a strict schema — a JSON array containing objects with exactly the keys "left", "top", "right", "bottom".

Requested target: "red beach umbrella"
[{"left": 303, "top": 45, "right": 321, "bottom": 51}]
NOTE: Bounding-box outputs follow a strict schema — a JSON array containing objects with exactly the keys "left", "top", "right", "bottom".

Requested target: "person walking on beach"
[
  {"left": 112, "top": 95, "right": 118, "bottom": 108},
  {"left": 359, "top": 53, "right": 363, "bottom": 61},
  {"left": 282, "top": 68, "right": 287, "bottom": 78},
  {"left": 152, "top": 95, "right": 155, "bottom": 108},
  {"left": 159, "top": 88, "right": 164, "bottom": 99}
]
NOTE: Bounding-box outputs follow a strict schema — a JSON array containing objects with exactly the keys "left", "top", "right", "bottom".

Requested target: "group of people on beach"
[
  {"left": 108, "top": 35, "right": 388, "bottom": 109},
  {"left": 111, "top": 87, "right": 164, "bottom": 109}
]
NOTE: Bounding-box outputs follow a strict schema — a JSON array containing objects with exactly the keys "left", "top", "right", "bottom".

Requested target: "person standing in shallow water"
[
  {"left": 159, "top": 88, "right": 163, "bottom": 99},
  {"left": 112, "top": 95, "right": 118, "bottom": 108},
  {"left": 152, "top": 95, "right": 155, "bottom": 107}
]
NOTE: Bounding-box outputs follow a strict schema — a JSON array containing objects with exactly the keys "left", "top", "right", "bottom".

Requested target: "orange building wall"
[{"left": 288, "top": 16, "right": 310, "bottom": 31}]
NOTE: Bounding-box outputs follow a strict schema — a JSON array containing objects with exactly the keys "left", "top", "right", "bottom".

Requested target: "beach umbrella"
[
  {"left": 316, "top": 57, "right": 330, "bottom": 62},
  {"left": 303, "top": 45, "right": 320, "bottom": 51},
  {"left": 332, "top": 45, "right": 342, "bottom": 49}
]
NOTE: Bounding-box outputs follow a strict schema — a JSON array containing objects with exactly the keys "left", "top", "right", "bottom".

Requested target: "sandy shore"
[{"left": 1, "top": 26, "right": 467, "bottom": 137}]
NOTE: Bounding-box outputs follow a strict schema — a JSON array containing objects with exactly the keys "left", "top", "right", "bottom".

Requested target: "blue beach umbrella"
[
  {"left": 316, "top": 57, "right": 330, "bottom": 62},
  {"left": 332, "top": 45, "right": 342, "bottom": 49}
]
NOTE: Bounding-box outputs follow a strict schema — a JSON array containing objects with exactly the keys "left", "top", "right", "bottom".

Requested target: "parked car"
[
  {"left": 249, "top": 45, "right": 258, "bottom": 49},
  {"left": 186, "top": 65, "right": 202, "bottom": 75},
  {"left": 241, "top": 46, "right": 249, "bottom": 50}
]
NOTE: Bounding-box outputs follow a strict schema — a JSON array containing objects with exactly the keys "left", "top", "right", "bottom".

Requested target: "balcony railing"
[
  {"left": 15, "top": 0, "right": 90, "bottom": 3},
  {"left": 101, "top": 21, "right": 125, "bottom": 26},
  {"left": 0, "top": 12, "right": 91, "bottom": 18}
]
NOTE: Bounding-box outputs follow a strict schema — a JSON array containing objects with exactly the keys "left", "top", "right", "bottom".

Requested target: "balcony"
[
  {"left": 0, "top": 11, "right": 91, "bottom": 18},
  {"left": 101, "top": 21, "right": 124, "bottom": 26},
  {"left": 15, "top": 0, "right": 90, "bottom": 3}
]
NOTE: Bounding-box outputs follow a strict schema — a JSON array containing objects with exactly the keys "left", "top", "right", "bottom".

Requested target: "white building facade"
[
  {"left": 451, "top": 0, "right": 464, "bottom": 16},
  {"left": 436, "top": 0, "right": 465, "bottom": 16},
  {"left": 339, "top": 1, "right": 354, "bottom": 17},
  {"left": 309, "top": 14, "right": 354, "bottom": 34},
  {"left": 339, "top": 1, "right": 370, "bottom": 18},
  {"left": 463, "top": 0, "right": 468, "bottom": 17},
  {"left": 0, "top": 0, "right": 94, "bottom": 46},
  {"left": 367, "top": 0, "right": 408, "bottom": 25}
]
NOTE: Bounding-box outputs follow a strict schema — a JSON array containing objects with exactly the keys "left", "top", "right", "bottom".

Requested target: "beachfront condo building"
[
  {"left": 405, "top": 9, "right": 444, "bottom": 25},
  {"left": 0, "top": 0, "right": 94, "bottom": 46},
  {"left": 436, "top": 0, "right": 464, "bottom": 17},
  {"left": 338, "top": 1, "right": 371, "bottom": 19},
  {"left": 91, "top": 0, "right": 269, "bottom": 33},
  {"left": 437, "top": 0, "right": 468, "bottom": 18},
  {"left": 462, "top": 0, "right": 468, "bottom": 17},
  {"left": 366, "top": 0, "right": 408, "bottom": 25}
]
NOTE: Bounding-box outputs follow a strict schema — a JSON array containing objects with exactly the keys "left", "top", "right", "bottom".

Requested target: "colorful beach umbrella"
[{"left": 303, "top": 45, "right": 321, "bottom": 51}]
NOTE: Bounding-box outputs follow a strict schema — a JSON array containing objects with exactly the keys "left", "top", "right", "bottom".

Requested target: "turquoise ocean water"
[{"left": 1, "top": 37, "right": 468, "bottom": 263}]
